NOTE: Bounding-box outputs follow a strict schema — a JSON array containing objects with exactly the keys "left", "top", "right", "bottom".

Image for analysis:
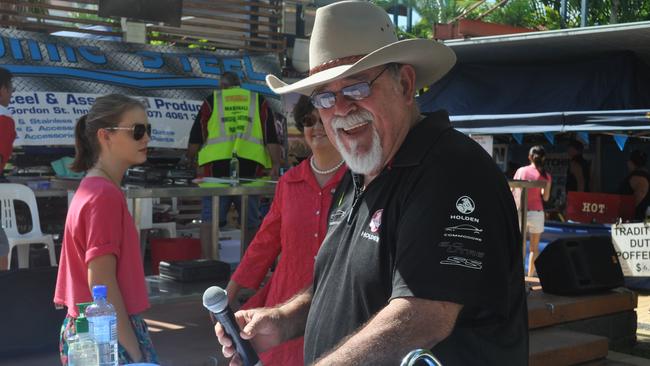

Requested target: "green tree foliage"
[
  {"left": 478, "top": 0, "right": 546, "bottom": 28},
  {"left": 373, "top": 0, "right": 470, "bottom": 38},
  {"left": 375, "top": 0, "right": 650, "bottom": 39},
  {"left": 538, "top": 0, "right": 650, "bottom": 26}
]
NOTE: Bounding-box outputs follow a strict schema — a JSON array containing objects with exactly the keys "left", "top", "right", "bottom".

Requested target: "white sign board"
[
  {"left": 470, "top": 135, "right": 493, "bottom": 157},
  {"left": 611, "top": 222, "right": 650, "bottom": 276},
  {"left": 9, "top": 92, "right": 202, "bottom": 149}
]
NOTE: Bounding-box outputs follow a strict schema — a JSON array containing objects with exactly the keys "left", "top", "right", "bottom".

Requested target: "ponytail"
[
  {"left": 529, "top": 145, "right": 548, "bottom": 179},
  {"left": 69, "top": 94, "right": 147, "bottom": 173},
  {"left": 70, "top": 115, "right": 95, "bottom": 172}
]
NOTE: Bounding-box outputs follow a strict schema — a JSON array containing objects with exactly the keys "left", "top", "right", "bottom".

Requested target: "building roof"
[{"left": 443, "top": 21, "right": 650, "bottom": 64}]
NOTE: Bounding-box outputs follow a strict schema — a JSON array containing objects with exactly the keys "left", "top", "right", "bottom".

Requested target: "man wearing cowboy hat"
[{"left": 215, "top": 1, "right": 528, "bottom": 365}]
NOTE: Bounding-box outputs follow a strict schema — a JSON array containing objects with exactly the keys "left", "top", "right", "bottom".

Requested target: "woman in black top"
[
  {"left": 619, "top": 150, "right": 650, "bottom": 221},
  {"left": 566, "top": 139, "right": 591, "bottom": 192}
]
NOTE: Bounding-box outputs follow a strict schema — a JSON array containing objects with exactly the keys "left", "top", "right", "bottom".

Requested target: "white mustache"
[{"left": 331, "top": 109, "right": 374, "bottom": 130}]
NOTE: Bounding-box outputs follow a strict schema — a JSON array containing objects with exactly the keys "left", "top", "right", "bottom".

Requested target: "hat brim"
[{"left": 266, "top": 38, "right": 456, "bottom": 96}]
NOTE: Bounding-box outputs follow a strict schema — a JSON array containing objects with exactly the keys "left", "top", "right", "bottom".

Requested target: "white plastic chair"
[
  {"left": 127, "top": 198, "right": 177, "bottom": 238},
  {"left": 0, "top": 183, "right": 57, "bottom": 269}
]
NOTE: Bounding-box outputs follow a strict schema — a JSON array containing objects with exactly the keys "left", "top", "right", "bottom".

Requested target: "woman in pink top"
[
  {"left": 54, "top": 94, "right": 157, "bottom": 365},
  {"left": 513, "top": 145, "right": 552, "bottom": 277},
  {"left": 224, "top": 96, "right": 346, "bottom": 366}
]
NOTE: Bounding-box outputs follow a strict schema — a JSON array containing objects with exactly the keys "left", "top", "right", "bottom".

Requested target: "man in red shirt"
[
  {"left": 0, "top": 67, "right": 14, "bottom": 176},
  {"left": 0, "top": 67, "right": 14, "bottom": 270}
]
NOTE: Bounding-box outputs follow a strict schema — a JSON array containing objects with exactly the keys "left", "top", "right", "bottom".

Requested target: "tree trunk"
[{"left": 610, "top": 0, "right": 619, "bottom": 23}]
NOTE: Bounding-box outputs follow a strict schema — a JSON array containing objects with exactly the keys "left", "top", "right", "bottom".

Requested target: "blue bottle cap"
[{"left": 92, "top": 285, "right": 107, "bottom": 299}]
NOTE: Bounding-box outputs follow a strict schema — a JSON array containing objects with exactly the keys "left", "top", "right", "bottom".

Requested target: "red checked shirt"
[
  {"left": 231, "top": 157, "right": 346, "bottom": 366},
  {"left": 0, "top": 106, "right": 16, "bottom": 172}
]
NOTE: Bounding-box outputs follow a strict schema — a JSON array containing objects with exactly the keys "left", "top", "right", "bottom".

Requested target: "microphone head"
[{"left": 203, "top": 286, "right": 229, "bottom": 313}]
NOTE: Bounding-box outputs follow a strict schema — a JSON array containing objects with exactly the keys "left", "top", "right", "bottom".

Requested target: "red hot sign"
[{"left": 566, "top": 191, "right": 635, "bottom": 224}]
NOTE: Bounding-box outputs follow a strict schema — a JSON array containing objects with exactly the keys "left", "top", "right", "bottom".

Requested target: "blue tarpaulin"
[{"left": 418, "top": 52, "right": 650, "bottom": 134}]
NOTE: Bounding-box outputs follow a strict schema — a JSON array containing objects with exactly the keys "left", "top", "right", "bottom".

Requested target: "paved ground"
[
  {"left": 622, "top": 291, "right": 650, "bottom": 361},
  {"left": 4, "top": 290, "right": 650, "bottom": 366},
  {"left": 0, "top": 298, "right": 225, "bottom": 366}
]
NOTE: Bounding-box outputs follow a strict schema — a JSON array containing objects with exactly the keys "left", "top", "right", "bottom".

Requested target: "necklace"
[
  {"left": 310, "top": 156, "right": 344, "bottom": 175},
  {"left": 94, "top": 166, "right": 119, "bottom": 187}
]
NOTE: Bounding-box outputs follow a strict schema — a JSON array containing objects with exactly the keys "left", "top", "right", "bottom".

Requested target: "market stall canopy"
[
  {"left": 448, "top": 110, "right": 650, "bottom": 135},
  {"left": 419, "top": 22, "right": 650, "bottom": 134}
]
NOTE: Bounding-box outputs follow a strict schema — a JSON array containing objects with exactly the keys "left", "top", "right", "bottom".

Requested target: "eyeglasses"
[
  {"left": 310, "top": 65, "right": 391, "bottom": 110},
  {"left": 302, "top": 114, "right": 321, "bottom": 128},
  {"left": 104, "top": 123, "right": 151, "bottom": 141}
]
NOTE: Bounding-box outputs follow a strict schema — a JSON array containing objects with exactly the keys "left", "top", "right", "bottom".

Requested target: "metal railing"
[{"left": 0, "top": 0, "right": 285, "bottom": 54}]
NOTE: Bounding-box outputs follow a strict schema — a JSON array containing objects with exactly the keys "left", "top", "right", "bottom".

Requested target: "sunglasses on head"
[
  {"left": 104, "top": 123, "right": 151, "bottom": 141},
  {"left": 309, "top": 65, "right": 391, "bottom": 110}
]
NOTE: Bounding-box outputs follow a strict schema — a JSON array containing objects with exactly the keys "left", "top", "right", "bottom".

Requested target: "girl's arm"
[
  {"left": 88, "top": 255, "right": 143, "bottom": 362},
  {"left": 542, "top": 178, "right": 552, "bottom": 202}
]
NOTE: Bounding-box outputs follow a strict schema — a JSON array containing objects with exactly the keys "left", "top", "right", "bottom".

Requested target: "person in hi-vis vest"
[{"left": 187, "top": 72, "right": 282, "bottom": 256}]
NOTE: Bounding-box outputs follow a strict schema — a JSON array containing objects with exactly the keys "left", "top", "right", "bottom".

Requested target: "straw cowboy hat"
[{"left": 266, "top": 0, "right": 456, "bottom": 96}]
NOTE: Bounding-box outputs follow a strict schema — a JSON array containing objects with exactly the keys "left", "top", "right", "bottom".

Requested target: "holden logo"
[
  {"left": 456, "top": 196, "right": 475, "bottom": 214},
  {"left": 369, "top": 209, "right": 383, "bottom": 233}
]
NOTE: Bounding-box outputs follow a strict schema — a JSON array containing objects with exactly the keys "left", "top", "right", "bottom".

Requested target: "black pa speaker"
[
  {"left": 535, "top": 235, "right": 624, "bottom": 295},
  {"left": 0, "top": 267, "right": 66, "bottom": 356}
]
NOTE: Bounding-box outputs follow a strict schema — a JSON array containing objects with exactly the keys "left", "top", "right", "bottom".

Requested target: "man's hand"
[
  {"left": 267, "top": 143, "right": 282, "bottom": 180},
  {"left": 215, "top": 307, "right": 284, "bottom": 365}
]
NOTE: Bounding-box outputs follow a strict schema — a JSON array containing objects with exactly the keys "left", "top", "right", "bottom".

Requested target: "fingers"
[
  {"left": 214, "top": 322, "right": 233, "bottom": 348},
  {"left": 234, "top": 309, "right": 249, "bottom": 329},
  {"left": 241, "top": 313, "right": 260, "bottom": 337},
  {"left": 216, "top": 323, "right": 238, "bottom": 361}
]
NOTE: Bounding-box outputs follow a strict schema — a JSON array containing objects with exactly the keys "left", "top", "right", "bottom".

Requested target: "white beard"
[{"left": 331, "top": 110, "right": 383, "bottom": 175}]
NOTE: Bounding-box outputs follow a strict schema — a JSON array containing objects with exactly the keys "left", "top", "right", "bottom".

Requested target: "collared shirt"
[
  {"left": 304, "top": 111, "right": 528, "bottom": 365},
  {"left": 231, "top": 158, "right": 346, "bottom": 366}
]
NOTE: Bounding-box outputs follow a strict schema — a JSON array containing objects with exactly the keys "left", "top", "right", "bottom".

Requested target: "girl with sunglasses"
[
  {"left": 54, "top": 94, "right": 157, "bottom": 365},
  {"left": 224, "top": 95, "right": 346, "bottom": 366}
]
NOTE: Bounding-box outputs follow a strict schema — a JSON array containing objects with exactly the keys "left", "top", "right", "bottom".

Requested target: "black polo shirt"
[{"left": 304, "top": 111, "right": 528, "bottom": 365}]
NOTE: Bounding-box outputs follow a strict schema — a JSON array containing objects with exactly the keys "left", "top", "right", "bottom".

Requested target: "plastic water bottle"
[
  {"left": 86, "top": 285, "right": 118, "bottom": 366},
  {"left": 229, "top": 152, "right": 240, "bottom": 184},
  {"left": 68, "top": 303, "right": 99, "bottom": 366}
]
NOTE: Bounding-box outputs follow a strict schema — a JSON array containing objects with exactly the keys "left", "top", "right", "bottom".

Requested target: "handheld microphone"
[{"left": 202, "top": 286, "right": 261, "bottom": 366}]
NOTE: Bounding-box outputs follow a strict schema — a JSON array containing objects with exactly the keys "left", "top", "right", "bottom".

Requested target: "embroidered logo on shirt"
[
  {"left": 445, "top": 224, "right": 482, "bottom": 234},
  {"left": 440, "top": 256, "right": 483, "bottom": 270},
  {"left": 361, "top": 231, "right": 379, "bottom": 243},
  {"left": 369, "top": 209, "right": 383, "bottom": 233},
  {"left": 455, "top": 196, "right": 475, "bottom": 214},
  {"left": 329, "top": 209, "right": 347, "bottom": 226},
  {"left": 438, "top": 242, "right": 485, "bottom": 258}
]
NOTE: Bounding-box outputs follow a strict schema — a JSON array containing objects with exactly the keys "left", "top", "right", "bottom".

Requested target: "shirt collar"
[
  {"left": 283, "top": 158, "right": 312, "bottom": 183},
  {"left": 390, "top": 110, "right": 452, "bottom": 168}
]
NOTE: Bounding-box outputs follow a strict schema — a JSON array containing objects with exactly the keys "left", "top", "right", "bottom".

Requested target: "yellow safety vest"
[{"left": 198, "top": 88, "right": 272, "bottom": 168}]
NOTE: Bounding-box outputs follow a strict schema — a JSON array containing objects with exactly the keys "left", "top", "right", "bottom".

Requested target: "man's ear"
[{"left": 399, "top": 64, "right": 417, "bottom": 103}]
